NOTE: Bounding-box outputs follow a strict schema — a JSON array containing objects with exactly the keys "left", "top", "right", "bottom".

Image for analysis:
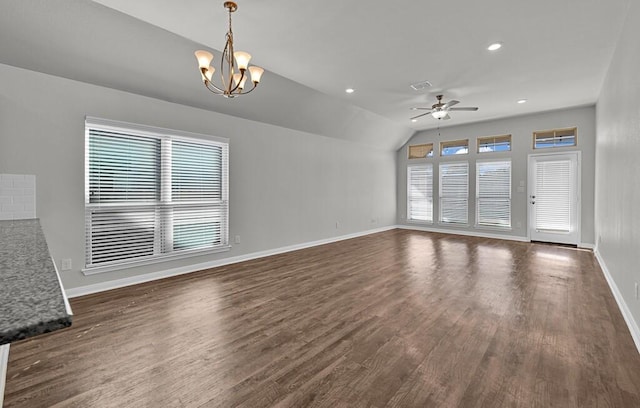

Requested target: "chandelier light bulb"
[
  {"left": 248, "top": 66, "right": 264, "bottom": 83},
  {"left": 233, "top": 72, "right": 248, "bottom": 90},
  {"left": 234, "top": 51, "right": 252, "bottom": 71},
  {"left": 195, "top": 50, "right": 214, "bottom": 69}
]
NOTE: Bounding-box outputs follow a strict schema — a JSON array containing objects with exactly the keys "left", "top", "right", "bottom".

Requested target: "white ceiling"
[
  {"left": 92, "top": 0, "right": 630, "bottom": 130},
  {"left": 0, "top": 0, "right": 630, "bottom": 150}
]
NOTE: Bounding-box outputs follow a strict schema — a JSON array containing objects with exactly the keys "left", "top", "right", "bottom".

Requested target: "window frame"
[
  {"left": 83, "top": 117, "right": 230, "bottom": 274},
  {"left": 477, "top": 134, "right": 512, "bottom": 153},
  {"left": 407, "top": 163, "right": 433, "bottom": 223},
  {"left": 533, "top": 127, "right": 577, "bottom": 149},
  {"left": 475, "top": 159, "right": 512, "bottom": 229}
]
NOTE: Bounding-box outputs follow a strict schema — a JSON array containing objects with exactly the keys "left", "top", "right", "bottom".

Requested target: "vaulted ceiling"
[{"left": 0, "top": 0, "right": 630, "bottom": 150}]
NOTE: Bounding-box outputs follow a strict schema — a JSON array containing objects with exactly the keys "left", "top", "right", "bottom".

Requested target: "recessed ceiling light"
[
  {"left": 411, "top": 119, "right": 418, "bottom": 123},
  {"left": 487, "top": 42, "right": 502, "bottom": 51},
  {"left": 345, "top": 88, "right": 355, "bottom": 94},
  {"left": 517, "top": 99, "right": 527, "bottom": 104}
]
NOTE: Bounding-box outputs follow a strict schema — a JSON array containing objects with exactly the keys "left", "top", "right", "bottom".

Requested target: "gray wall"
[
  {"left": 396, "top": 106, "right": 596, "bottom": 244},
  {"left": 0, "top": 63, "right": 397, "bottom": 290},
  {"left": 595, "top": 2, "right": 640, "bottom": 331}
]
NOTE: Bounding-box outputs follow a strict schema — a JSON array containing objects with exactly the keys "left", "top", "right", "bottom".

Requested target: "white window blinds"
[
  {"left": 439, "top": 162, "right": 468, "bottom": 224},
  {"left": 534, "top": 159, "right": 572, "bottom": 232},
  {"left": 476, "top": 160, "right": 511, "bottom": 228},
  {"left": 85, "top": 118, "right": 229, "bottom": 271},
  {"left": 407, "top": 164, "right": 433, "bottom": 222}
]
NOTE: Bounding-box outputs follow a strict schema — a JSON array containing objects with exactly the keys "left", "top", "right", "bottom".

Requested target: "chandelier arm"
[
  {"left": 204, "top": 80, "right": 226, "bottom": 94},
  {"left": 237, "top": 81, "right": 258, "bottom": 95},
  {"left": 220, "top": 39, "right": 233, "bottom": 94}
]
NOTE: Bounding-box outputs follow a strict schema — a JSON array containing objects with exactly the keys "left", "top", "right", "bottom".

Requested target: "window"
[
  {"left": 533, "top": 127, "right": 577, "bottom": 149},
  {"left": 439, "top": 162, "right": 468, "bottom": 224},
  {"left": 476, "top": 160, "right": 511, "bottom": 228},
  {"left": 85, "top": 117, "right": 229, "bottom": 271},
  {"left": 407, "top": 164, "right": 433, "bottom": 222},
  {"left": 533, "top": 158, "right": 573, "bottom": 232},
  {"left": 478, "top": 134, "right": 511, "bottom": 153},
  {"left": 440, "top": 139, "right": 469, "bottom": 156},
  {"left": 408, "top": 143, "right": 434, "bottom": 159}
]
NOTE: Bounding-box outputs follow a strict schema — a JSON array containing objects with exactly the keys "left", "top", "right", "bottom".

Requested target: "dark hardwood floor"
[{"left": 4, "top": 229, "right": 640, "bottom": 407}]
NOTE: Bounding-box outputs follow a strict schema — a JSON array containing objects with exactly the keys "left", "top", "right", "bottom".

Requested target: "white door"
[{"left": 528, "top": 152, "right": 580, "bottom": 245}]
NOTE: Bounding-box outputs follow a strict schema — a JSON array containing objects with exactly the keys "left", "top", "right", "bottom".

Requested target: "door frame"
[{"left": 527, "top": 151, "right": 581, "bottom": 245}]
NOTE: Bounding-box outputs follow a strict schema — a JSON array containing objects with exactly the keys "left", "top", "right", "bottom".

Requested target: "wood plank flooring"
[{"left": 4, "top": 229, "right": 640, "bottom": 407}]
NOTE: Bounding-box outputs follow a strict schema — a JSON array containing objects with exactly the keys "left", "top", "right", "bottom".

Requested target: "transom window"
[
  {"left": 478, "top": 134, "right": 511, "bottom": 153},
  {"left": 84, "top": 117, "right": 229, "bottom": 272},
  {"left": 408, "top": 143, "right": 434, "bottom": 159},
  {"left": 533, "top": 127, "right": 577, "bottom": 149},
  {"left": 440, "top": 139, "right": 469, "bottom": 156}
]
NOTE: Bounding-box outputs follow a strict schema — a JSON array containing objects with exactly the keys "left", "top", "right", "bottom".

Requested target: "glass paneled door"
[{"left": 527, "top": 152, "right": 580, "bottom": 245}]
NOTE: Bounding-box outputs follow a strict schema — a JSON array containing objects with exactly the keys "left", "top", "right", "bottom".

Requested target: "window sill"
[
  {"left": 406, "top": 219, "right": 434, "bottom": 225},
  {"left": 82, "top": 245, "right": 232, "bottom": 275},
  {"left": 475, "top": 224, "right": 513, "bottom": 232},
  {"left": 438, "top": 222, "right": 470, "bottom": 228}
]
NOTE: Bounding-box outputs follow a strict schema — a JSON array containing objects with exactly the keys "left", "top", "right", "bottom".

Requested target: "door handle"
[{"left": 530, "top": 195, "right": 536, "bottom": 199}]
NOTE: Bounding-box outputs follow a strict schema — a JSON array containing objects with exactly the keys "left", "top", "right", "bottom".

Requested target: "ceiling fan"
[{"left": 410, "top": 94, "right": 479, "bottom": 121}]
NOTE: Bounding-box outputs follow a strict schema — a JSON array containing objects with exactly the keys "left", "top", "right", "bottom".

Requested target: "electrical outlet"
[
  {"left": 234, "top": 235, "right": 241, "bottom": 244},
  {"left": 61, "top": 259, "right": 72, "bottom": 271},
  {"left": 635, "top": 282, "right": 639, "bottom": 300},
  {"left": 516, "top": 221, "right": 522, "bottom": 229},
  {"left": 335, "top": 221, "right": 340, "bottom": 229}
]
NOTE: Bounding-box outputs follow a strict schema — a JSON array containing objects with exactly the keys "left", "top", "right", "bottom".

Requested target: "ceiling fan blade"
[
  {"left": 443, "top": 100, "right": 459, "bottom": 109},
  {"left": 442, "top": 113, "right": 451, "bottom": 120},
  {"left": 410, "top": 107, "right": 432, "bottom": 110},
  {"left": 410, "top": 112, "right": 432, "bottom": 120},
  {"left": 448, "top": 107, "right": 479, "bottom": 111}
]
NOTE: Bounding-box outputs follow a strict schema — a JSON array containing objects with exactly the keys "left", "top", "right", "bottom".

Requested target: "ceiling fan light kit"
[
  {"left": 410, "top": 94, "right": 479, "bottom": 122},
  {"left": 194, "top": 1, "right": 264, "bottom": 98},
  {"left": 431, "top": 110, "right": 449, "bottom": 119}
]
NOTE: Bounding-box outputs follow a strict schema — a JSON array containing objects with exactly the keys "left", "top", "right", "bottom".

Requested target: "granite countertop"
[{"left": 0, "top": 219, "right": 72, "bottom": 345}]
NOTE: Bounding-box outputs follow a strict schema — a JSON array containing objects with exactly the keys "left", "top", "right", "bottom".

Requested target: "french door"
[{"left": 528, "top": 152, "right": 580, "bottom": 245}]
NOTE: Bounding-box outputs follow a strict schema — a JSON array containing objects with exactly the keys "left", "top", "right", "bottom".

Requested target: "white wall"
[
  {"left": 0, "top": 63, "right": 397, "bottom": 290},
  {"left": 595, "top": 2, "right": 640, "bottom": 340},
  {"left": 396, "top": 106, "right": 596, "bottom": 244}
]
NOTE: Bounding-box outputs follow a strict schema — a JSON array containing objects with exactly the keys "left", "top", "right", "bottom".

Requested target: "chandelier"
[{"left": 194, "top": 1, "right": 264, "bottom": 98}]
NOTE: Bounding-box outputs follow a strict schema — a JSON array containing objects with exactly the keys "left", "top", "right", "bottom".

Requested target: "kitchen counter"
[{"left": 0, "top": 219, "right": 72, "bottom": 344}]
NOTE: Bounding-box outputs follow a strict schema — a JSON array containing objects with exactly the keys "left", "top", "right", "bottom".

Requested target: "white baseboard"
[
  {"left": 65, "top": 226, "right": 396, "bottom": 298},
  {"left": 594, "top": 248, "right": 640, "bottom": 355},
  {"left": 579, "top": 242, "right": 595, "bottom": 250},
  {"left": 397, "top": 224, "right": 530, "bottom": 243},
  {"left": 0, "top": 344, "right": 9, "bottom": 408}
]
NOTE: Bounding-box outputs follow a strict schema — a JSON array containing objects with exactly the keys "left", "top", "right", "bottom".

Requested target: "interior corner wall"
[
  {"left": 0, "top": 63, "right": 397, "bottom": 290},
  {"left": 396, "top": 106, "right": 596, "bottom": 244},
  {"left": 595, "top": 2, "right": 640, "bottom": 337}
]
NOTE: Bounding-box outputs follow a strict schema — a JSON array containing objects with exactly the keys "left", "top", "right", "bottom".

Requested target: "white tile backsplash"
[{"left": 0, "top": 174, "right": 36, "bottom": 220}]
